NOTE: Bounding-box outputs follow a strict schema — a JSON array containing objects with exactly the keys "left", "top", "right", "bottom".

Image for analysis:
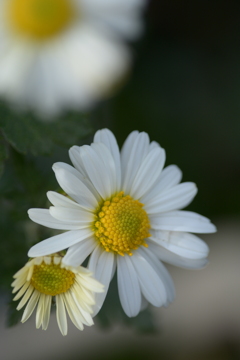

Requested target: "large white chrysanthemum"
[
  {"left": 12, "top": 254, "right": 104, "bottom": 335},
  {"left": 0, "top": 0, "right": 145, "bottom": 116},
  {"left": 28, "top": 129, "right": 216, "bottom": 317}
]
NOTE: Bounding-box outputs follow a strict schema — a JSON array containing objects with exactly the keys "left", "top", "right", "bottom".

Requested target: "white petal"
[
  {"left": 0, "top": 41, "right": 35, "bottom": 101},
  {"left": 13, "top": 282, "right": 30, "bottom": 301},
  {"left": 87, "top": 245, "right": 102, "bottom": 274},
  {"left": 62, "top": 293, "right": 84, "bottom": 331},
  {"left": 130, "top": 251, "right": 167, "bottom": 307},
  {"left": 59, "top": 24, "right": 130, "bottom": 105},
  {"left": 120, "top": 130, "right": 139, "bottom": 180},
  {"left": 94, "top": 129, "right": 121, "bottom": 190},
  {"left": 12, "top": 277, "right": 25, "bottom": 292},
  {"left": 81, "top": 0, "right": 145, "bottom": 40},
  {"left": 82, "top": 0, "right": 145, "bottom": 13},
  {"left": 56, "top": 295, "right": 68, "bottom": 336},
  {"left": 121, "top": 132, "right": 149, "bottom": 194},
  {"left": 42, "top": 295, "right": 51, "bottom": 330},
  {"left": 63, "top": 237, "right": 97, "bottom": 267},
  {"left": 17, "top": 286, "right": 34, "bottom": 310},
  {"left": 148, "top": 242, "right": 208, "bottom": 269},
  {"left": 72, "top": 282, "right": 95, "bottom": 305},
  {"left": 71, "top": 291, "right": 94, "bottom": 323},
  {"left": 28, "top": 229, "right": 93, "bottom": 257},
  {"left": 64, "top": 292, "right": 88, "bottom": 326},
  {"left": 49, "top": 206, "right": 94, "bottom": 223},
  {"left": 52, "top": 162, "right": 84, "bottom": 182},
  {"left": 53, "top": 162, "right": 101, "bottom": 201},
  {"left": 141, "top": 165, "right": 182, "bottom": 204},
  {"left": 71, "top": 291, "right": 93, "bottom": 314},
  {"left": 36, "top": 294, "right": 45, "bottom": 329},
  {"left": 21, "top": 290, "right": 40, "bottom": 322},
  {"left": 130, "top": 147, "right": 166, "bottom": 199},
  {"left": 53, "top": 168, "right": 98, "bottom": 210},
  {"left": 47, "top": 191, "right": 87, "bottom": 210},
  {"left": 76, "top": 273, "right": 104, "bottom": 293},
  {"left": 150, "top": 230, "right": 209, "bottom": 259},
  {"left": 92, "top": 142, "right": 118, "bottom": 191},
  {"left": 150, "top": 211, "right": 217, "bottom": 233},
  {"left": 145, "top": 182, "right": 197, "bottom": 214},
  {"left": 74, "top": 305, "right": 94, "bottom": 327},
  {"left": 88, "top": 246, "right": 115, "bottom": 316},
  {"left": 79, "top": 144, "right": 117, "bottom": 198},
  {"left": 13, "top": 264, "right": 31, "bottom": 280},
  {"left": 137, "top": 247, "right": 175, "bottom": 304},
  {"left": 117, "top": 255, "right": 141, "bottom": 317},
  {"left": 69, "top": 146, "right": 88, "bottom": 178},
  {"left": 28, "top": 208, "right": 88, "bottom": 230},
  {"left": 149, "top": 141, "right": 160, "bottom": 150}
]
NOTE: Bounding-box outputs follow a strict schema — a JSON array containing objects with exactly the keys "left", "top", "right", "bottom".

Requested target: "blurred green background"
[{"left": 1, "top": 1, "right": 240, "bottom": 359}]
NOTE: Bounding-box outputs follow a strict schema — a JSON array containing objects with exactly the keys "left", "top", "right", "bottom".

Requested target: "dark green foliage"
[
  {"left": 0, "top": 102, "right": 92, "bottom": 156},
  {"left": 6, "top": 299, "right": 24, "bottom": 328},
  {"left": 0, "top": 107, "right": 93, "bottom": 327}
]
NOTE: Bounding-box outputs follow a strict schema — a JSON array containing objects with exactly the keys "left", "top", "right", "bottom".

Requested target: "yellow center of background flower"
[
  {"left": 31, "top": 260, "right": 75, "bottom": 296},
  {"left": 7, "top": 0, "right": 74, "bottom": 40},
  {"left": 94, "top": 192, "right": 151, "bottom": 256}
]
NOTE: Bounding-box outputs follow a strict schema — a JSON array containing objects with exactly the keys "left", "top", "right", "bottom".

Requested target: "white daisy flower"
[
  {"left": 28, "top": 129, "right": 216, "bottom": 317},
  {"left": 12, "top": 254, "right": 104, "bottom": 335},
  {"left": 0, "top": 0, "right": 145, "bottom": 117}
]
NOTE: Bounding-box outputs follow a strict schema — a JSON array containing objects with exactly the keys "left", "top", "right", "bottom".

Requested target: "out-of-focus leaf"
[
  {"left": 6, "top": 299, "right": 24, "bottom": 328},
  {"left": 0, "top": 103, "right": 92, "bottom": 155},
  {"left": 0, "top": 148, "right": 62, "bottom": 294},
  {"left": 96, "top": 274, "right": 159, "bottom": 334},
  {"left": 0, "top": 213, "right": 29, "bottom": 289}
]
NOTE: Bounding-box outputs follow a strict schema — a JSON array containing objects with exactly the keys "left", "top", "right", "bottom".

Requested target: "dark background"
[{"left": 109, "top": 0, "right": 240, "bottom": 219}]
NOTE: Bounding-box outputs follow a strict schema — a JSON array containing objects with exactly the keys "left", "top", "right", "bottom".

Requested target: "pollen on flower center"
[
  {"left": 31, "top": 258, "right": 75, "bottom": 296},
  {"left": 7, "top": 0, "right": 75, "bottom": 40},
  {"left": 94, "top": 191, "right": 151, "bottom": 256}
]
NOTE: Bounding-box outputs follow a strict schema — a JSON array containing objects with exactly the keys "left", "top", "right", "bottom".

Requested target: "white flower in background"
[
  {"left": 0, "top": 0, "right": 146, "bottom": 117},
  {"left": 28, "top": 129, "right": 216, "bottom": 317},
  {"left": 12, "top": 254, "right": 104, "bottom": 335}
]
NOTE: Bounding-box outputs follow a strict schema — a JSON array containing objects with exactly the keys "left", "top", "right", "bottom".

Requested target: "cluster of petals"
[
  {"left": 12, "top": 255, "right": 104, "bottom": 335},
  {"left": 0, "top": 0, "right": 146, "bottom": 117},
  {"left": 28, "top": 129, "right": 216, "bottom": 317}
]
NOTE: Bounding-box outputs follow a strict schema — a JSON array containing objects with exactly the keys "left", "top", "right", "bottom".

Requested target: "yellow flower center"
[
  {"left": 94, "top": 192, "right": 151, "bottom": 256},
  {"left": 7, "top": 0, "right": 75, "bottom": 40},
  {"left": 31, "top": 259, "right": 75, "bottom": 296}
]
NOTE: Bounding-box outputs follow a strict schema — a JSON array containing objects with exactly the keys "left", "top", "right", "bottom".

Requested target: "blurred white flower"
[
  {"left": 12, "top": 254, "right": 104, "bottom": 335},
  {"left": 28, "top": 129, "right": 216, "bottom": 317},
  {"left": 0, "top": 0, "right": 146, "bottom": 117}
]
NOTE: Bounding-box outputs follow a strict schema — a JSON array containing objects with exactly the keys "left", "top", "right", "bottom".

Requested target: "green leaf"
[
  {"left": 6, "top": 299, "right": 24, "bottom": 328},
  {"left": 0, "top": 102, "right": 93, "bottom": 156},
  {"left": 96, "top": 274, "right": 159, "bottom": 334}
]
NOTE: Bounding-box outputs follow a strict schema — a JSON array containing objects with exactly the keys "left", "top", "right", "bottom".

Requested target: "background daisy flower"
[
  {"left": 12, "top": 254, "right": 104, "bottom": 335},
  {"left": 28, "top": 129, "right": 216, "bottom": 317},
  {"left": 0, "top": 0, "right": 146, "bottom": 117}
]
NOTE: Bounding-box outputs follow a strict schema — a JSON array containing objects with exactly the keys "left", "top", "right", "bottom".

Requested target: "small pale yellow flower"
[{"left": 12, "top": 254, "right": 104, "bottom": 335}]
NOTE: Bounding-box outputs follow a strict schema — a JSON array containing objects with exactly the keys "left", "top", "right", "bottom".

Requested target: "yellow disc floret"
[
  {"left": 7, "top": 0, "right": 75, "bottom": 40},
  {"left": 31, "top": 258, "right": 75, "bottom": 296},
  {"left": 94, "top": 192, "right": 151, "bottom": 256}
]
